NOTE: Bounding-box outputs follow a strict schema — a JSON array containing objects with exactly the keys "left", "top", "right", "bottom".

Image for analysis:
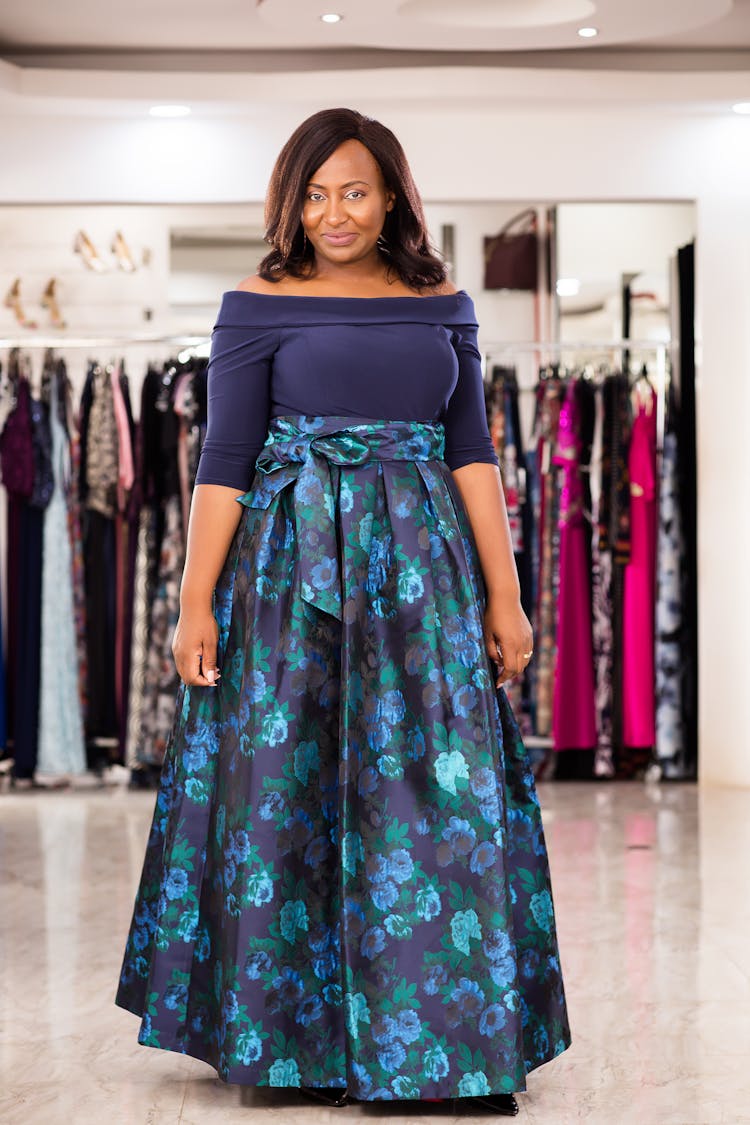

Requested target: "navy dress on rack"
[{"left": 116, "top": 289, "right": 571, "bottom": 1100}]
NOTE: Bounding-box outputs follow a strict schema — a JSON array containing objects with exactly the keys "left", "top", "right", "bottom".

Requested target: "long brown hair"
[{"left": 258, "top": 107, "right": 447, "bottom": 290}]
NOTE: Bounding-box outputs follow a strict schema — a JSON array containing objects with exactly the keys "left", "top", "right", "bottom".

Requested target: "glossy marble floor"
[{"left": 1, "top": 780, "right": 748, "bottom": 1124}]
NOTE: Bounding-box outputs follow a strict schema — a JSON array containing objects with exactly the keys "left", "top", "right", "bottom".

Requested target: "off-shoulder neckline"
[{"left": 225, "top": 288, "right": 470, "bottom": 302}]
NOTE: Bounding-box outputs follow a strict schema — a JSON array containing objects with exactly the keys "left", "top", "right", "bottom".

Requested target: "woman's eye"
[{"left": 306, "top": 191, "right": 365, "bottom": 202}]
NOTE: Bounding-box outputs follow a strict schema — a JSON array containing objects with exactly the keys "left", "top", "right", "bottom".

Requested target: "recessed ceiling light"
[
  {"left": 320, "top": 12, "right": 343, "bottom": 23},
  {"left": 556, "top": 278, "right": 581, "bottom": 297},
  {"left": 732, "top": 101, "right": 750, "bottom": 115},
  {"left": 149, "top": 105, "right": 191, "bottom": 118},
  {"left": 578, "top": 27, "right": 599, "bottom": 39}
]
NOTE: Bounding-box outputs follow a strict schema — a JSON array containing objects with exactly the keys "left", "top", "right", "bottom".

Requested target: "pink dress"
[
  {"left": 552, "top": 381, "right": 597, "bottom": 750},
  {"left": 622, "top": 385, "right": 658, "bottom": 747}
]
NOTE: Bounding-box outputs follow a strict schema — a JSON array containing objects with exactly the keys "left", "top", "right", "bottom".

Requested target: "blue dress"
[{"left": 115, "top": 289, "right": 571, "bottom": 1100}]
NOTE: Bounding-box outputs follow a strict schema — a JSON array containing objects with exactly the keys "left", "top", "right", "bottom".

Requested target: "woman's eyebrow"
[{"left": 306, "top": 179, "right": 371, "bottom": 189}]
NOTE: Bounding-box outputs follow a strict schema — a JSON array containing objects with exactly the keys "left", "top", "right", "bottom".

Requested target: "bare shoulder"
[
  {"left": 234, "top": 274, "right": 280, "bottom": 295},
  {"left": 426, "top": 279, "right": 460, "bottom": 296}
]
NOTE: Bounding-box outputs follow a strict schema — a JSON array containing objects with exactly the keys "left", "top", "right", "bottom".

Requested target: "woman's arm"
[
  {"left": 451, "top": 462, "right": 533, "bottom": 687},
  {"left": 172, "top": 484, "right": 244, "bottom": 687}
]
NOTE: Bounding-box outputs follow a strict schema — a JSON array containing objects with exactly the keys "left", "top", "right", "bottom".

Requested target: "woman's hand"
[
  {"left": 483, "top": 591, "right": 534, "bottom": 688},
  {"left": 171, "top": 604, "right": 221, "bottom": 688}
]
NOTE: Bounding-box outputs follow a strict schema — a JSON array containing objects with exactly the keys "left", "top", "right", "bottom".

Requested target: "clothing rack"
[
  {"left": 480, "top": 339, "right": 671, "bottom": 454},
  {"left": 0, "top": 334, "right": 210, "bottom": 350}
]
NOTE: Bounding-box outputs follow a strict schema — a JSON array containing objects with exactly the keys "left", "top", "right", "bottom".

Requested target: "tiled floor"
[{"left": 1, "top": 780, "right": 748, "bottom": 1124}]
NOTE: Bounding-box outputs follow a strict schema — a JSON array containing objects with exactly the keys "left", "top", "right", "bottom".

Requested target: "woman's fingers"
[
  {"left": 486, "top": 636, "right": 534, "bottom": 686},
  {"left": 201, "top": 636, "right": 219, "bottom": 686},
  {"left": 172, "top": 616, "right": 221, "bottom": 688}
]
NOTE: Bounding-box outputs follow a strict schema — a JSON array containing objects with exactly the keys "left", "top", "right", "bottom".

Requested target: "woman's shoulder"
[{"left": 234, "top": 275, "right": 285, "bottom": 296}]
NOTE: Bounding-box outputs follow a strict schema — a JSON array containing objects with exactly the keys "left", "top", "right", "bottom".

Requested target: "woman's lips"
[{"left": 322, "top": 233, "right": 358, "bottom": 245}]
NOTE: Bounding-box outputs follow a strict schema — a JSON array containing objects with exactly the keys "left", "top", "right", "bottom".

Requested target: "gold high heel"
[
  {"left": 3, "top": 278, "right": 39, "bottom": 329},
  {"left": 41, "top": 278, "right": 67, "bottom": 330},
  {"left": 73, "top": 229, "right": 105, "bottom": 272},
  {"left": 111, "top": 230, "right": 137, "bottom": 272}
]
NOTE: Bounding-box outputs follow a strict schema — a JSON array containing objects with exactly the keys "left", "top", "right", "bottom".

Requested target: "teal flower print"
[
  {"left": 268, "top": 1058, "right": 301, "bottom": 1087},
  {"left": 393, "top": 1075, "right": 420, "bottom": 1097},
  {"left": 236, "top": 1027, "right": 263, "bottom": 1064},
  {"left": 395, "top": 1009, "right": 422, "bottom": 1044},
  {"left": 424, "top": 1043, "right": 450, "bottom": 1080},
  {"left": 450, "top": 908, "right": 482, "bottom": 955},
  {"left": 388, "top": 849, "right": 413, "bottom": 884},
  {"left": 342, "top": 830, "right": 364, "bottom": 875},
  {"left": 261, "top": 706, "right": 289, "bottom": 747},
  {"left": 279, "top": 899, "right": 309, "bottom": 943},
  {"left": 529, "top": 889, "right": 553, "bottom": 933},
  {"left": 311, "top": 556, "right": 337, "bottom": 591},
  {"left": 384, "top": 913, "right": 413, "bottom": 939},
  {"left": 415, "top": 886, "right": 442, "bottom": 921},
  {"left": 458, "top": 1071, "right": 491, "bottom": 1097},
  {"left": 397, "top": 562, "right": 425, "bottom": 603},
  {"left": 293, "top": 740, "right": 319, "bottom": 785},
  {"left": 114, "top": 416, "right": 571, "bottom": 1095},
  {"left": 377, "top": 1040, "right": 406, "bottom": 1073},
  {"left": 164, "top": 868, "right": 188, "bottom": 901},
  {"left": 479, "top": 1002, "right": 507, "bottom": 1037},
  {"left": 244, "top": 870, "right": 274, "bottom": 908},
  {"left": 435, "top": 749, "right": 469, "bottom": 795},
  {"left": 345, "top": 991, "right": 371, "bottom": 1039}
]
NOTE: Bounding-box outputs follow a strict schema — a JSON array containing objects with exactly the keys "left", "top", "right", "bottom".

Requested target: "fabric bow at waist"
[{"left": 238, "top": 413, "right": 448, "bottom": 619}]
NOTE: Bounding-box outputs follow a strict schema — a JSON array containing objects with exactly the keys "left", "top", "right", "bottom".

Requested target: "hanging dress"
[
  {"left": 622, "top": 383, "right": 658, "bottom": 751},
  {"left": 551, "top": 380, "right": 597, "bottom": 754},
  {"left": 115, "top": 290, "right": 571, "bottom": 1100},
  {"left": 37, "top": 373, "right": 87, "bottom": 777},
  {"left": 655, "top": 384, "right": 687, "bottom": 777}
]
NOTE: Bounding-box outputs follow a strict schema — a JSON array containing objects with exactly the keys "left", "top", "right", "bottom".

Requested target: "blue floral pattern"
[{"left": 116, "top": 414, "right": 571, "bottom": 1099}]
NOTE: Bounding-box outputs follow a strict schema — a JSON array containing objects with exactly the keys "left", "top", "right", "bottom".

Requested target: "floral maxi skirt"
[{"left": 115, "top": 413, "right": 571, "bottom": 1100}]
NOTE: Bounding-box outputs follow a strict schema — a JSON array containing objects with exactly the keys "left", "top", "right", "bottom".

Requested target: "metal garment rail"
[
  {"left": 480, "top": 338, "right": 672, "bottom": 455},
  {"left": 0, "top": 334, "right": 210, "bottom": 349}
]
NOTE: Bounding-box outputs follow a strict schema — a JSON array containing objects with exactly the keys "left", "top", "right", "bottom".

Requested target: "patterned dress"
[{"left": 115, "top": 290, "right": 571, "bottom": 1099}]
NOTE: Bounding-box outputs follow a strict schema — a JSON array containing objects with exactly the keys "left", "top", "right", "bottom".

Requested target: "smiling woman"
[
  {"left": 114, "top": 105, "right": 570, "bottom": 1115},
  {"left": 258, "top": 107, "right": 448, "bottom": 295}
]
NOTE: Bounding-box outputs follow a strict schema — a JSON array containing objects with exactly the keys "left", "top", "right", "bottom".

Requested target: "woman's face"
[{"left": 301, "top": 138, "right": 395, "bottom": 268}]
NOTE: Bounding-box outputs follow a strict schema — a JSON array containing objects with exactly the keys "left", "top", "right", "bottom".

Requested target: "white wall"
[{"left": 0, "top": 99, "right": 748, "bottom": 784}]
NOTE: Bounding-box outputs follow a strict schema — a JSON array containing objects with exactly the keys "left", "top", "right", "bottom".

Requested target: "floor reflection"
[{"left": 0, "top": 782, "right": 747, "bottom": 1123}]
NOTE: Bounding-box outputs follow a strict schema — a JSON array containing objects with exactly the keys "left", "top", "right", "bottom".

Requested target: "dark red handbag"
[{"left": 483, "top": 208, "right": 540, "bottom": 291}]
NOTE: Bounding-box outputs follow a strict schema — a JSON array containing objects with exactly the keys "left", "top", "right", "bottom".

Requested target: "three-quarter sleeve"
[
  {"left": 442, "top": 323, "right": 500, "bottom": 471},
  {"left": 194, "top": 321, "right": 279, "bottom": 491}
]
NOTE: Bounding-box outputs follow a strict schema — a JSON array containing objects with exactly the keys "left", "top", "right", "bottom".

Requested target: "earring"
[{"left": 302, "top": 230, "right": 308, "bottom": 254}]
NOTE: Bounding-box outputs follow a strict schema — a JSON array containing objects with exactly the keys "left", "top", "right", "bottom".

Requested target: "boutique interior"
[{"left": 1, "top": 2, "right": 750, "bottom": 1123}]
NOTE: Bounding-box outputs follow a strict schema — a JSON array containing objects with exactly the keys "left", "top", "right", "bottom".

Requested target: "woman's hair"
[{"left": 258, "top": 107, "right": 447, "bottom": 290}]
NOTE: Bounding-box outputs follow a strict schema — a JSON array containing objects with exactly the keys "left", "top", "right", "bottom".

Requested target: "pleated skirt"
[{"left": 115, "top": 413, "right": 571, "bottom": 1100}]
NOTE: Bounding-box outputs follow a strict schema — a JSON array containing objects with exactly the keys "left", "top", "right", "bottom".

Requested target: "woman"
[{"left": 116, "top": 107, "right": 571, "bottom": 1115}]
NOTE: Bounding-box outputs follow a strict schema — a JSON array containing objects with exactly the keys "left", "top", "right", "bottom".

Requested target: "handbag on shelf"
[{"left": 483, "top": 207, "right": 540, "bottom": 291}]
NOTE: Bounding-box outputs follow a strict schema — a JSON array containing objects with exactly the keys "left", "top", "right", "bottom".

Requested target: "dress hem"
[{"left": 115, "top": 995, "right": 572, "bottom": 1098}]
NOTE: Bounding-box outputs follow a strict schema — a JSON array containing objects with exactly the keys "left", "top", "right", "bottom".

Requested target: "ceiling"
[
  {"left": 1, "top": 0, "right": 749, "bottom": 59},
  {"left": 0, "top": 0, "right": 749, "bottom": 115}
]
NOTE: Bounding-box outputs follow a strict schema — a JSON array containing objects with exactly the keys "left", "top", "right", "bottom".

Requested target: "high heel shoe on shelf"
[
  {"left": 41, "top": 278, "right": 67, "bottom": 330},
  {"left": 73, "top": 228, "right": 105, "bottom": 272},
  {"left": 300, "top": 1086, "right": 350, "bottom": 1108},
  {"left": 3, "top": 278, "right": 39, "bottom": 330},
  {"left": 111, "top": 230, "right": 137, "bottom": 272}
]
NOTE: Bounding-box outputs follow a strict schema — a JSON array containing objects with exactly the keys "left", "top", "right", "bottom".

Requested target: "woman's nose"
[{"left": 324, "top": 199, "right": 345, "bottom": 224}]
